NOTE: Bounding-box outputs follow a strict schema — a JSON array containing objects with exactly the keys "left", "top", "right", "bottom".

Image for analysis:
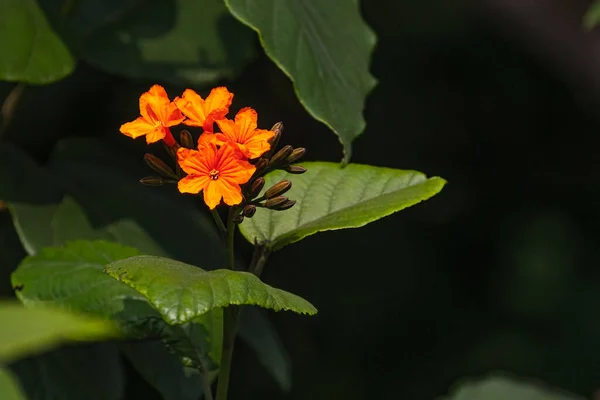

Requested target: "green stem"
[
  {"left": 210, "top": 209, "right": 227, "bottom": 239},
  {"left": 1, "top": 83, "right": 25, "bottom": 138},
  {"left": 249, "top": 243, "right": 270, "bottom": 277},
  {"left": 201, "top": 372, "right": 214, "bottom": 400},
  {"left": 225, "top": 207, "right": 237, "bottom": 270},
  {"left": 215, "top": 306, "right": 239, "bottom": 400}
]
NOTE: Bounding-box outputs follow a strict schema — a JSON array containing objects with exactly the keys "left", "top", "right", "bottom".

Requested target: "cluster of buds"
[{"left": 233, "top": 122, "right": 307, "bottom": 224}]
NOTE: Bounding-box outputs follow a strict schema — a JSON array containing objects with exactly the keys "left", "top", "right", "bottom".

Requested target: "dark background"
[{"left": 3, "top": 0, "right": 600, "bottom": 398}]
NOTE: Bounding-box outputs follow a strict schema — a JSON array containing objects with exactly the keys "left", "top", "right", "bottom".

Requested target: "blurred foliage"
[{"left": 2, "top": 0, "right": 600, "bottom": 399}]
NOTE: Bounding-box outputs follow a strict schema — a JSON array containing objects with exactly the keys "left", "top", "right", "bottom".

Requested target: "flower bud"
[
  {"left": 284, "top": 165, "right": 307, "bottom": 174},
  {"left": 268, "top": 122, "right": 283, "bottom": 152},
  {"left": 232, "top": 214, "right": 244, "bottom": 224},
  {"left": 275, "top": 200, "right": 296, "bottom": 211},
  {"left": 264, "top": 180, "right": 292, "bottom": 199},
  {"left": 285, "top": 148, "right": 306, "bottom": 164},
  {"left": 144, "top": 154, "right": 178, "bottom": 179},
  {"left": 243, "top": 204, "right": 257, "bottom": 218},
  {"left": 180, "top": 130, "right": 194, "bottom": 149},
  {"left": 254, "top": 158, "right": 269, "bottom": 174},
  {"left": 250, "top": 177, "right": 265, "bottom": 199},
  {"left": 264, "top": 196, "right": 288, "bottom": 209},
  {"left": 140, "top": 176, "right": 164, "bottom": 186},
  {"left": 269, "top": 145, "right": 293, "bottom": 166}
]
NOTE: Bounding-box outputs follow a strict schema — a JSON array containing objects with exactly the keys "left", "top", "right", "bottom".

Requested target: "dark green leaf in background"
[
  {"left": 225, "top": 0, "right": 377, "bottom": 161},
  {"left": 64, "top": 0, "right": 257, "bottom": 85},
  {"left": 105, "top": 255, "right": 318, "bottom": 325},
  {"left": 0, "top": 0, "right": 74, "bottom": 84},
  {"left": 583, "top": 1, "right": 600, "bottom": 30},
  {"left": 440, "top": 374, "right": 584, "bottom": 400},
  {"left": 240, "top": 162, "right": 446, "bottom": 250},
  {"left": 0, "top": 367, "right": 26, "bottom": 400}
]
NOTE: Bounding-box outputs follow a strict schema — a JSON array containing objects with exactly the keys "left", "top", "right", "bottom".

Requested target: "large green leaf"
[
  {"left": 239, "top": 162, "right": 446, "bottom": 251},
  {"left": 0, "top": 301, "right": 117, "bottom": 363},
  {"left": 440, "top": 375, "right": 583, "bottom": 400},
  {"left": 10, "top": 240, "right": 222, "bottom": 372},
  {"left": 224, "top": 0, "right": 377, "bottom": 161},
  {"left": 104, "top": 255, "right": 317, "bottom": 325},
  {"left": 76, "top": 0, "right": 256, "bottom": 84},
  {"left": 0, "top": 0, "right": 74, "bottom": 83},
  {"left": 0, "top": 367, "right": 25, "bottom": 400}
]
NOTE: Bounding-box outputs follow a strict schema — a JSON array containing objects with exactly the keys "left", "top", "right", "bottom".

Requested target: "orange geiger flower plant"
[
  {"left": 177, "top": 140, "right": 255, "bottom": 209},
  {"left": 119, "top": 85, "right": 185, "bottom": 146},
  {"left": 175, "top": 87, "right": 233, "bottom": 133},
  {"left": 215, "top": 107, "right": 275, "bottom": 159}
]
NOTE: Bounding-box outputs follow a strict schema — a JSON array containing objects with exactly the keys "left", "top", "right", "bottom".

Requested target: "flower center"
[{"left": 209, "top": 169, "right": 219, "bottom": 180}]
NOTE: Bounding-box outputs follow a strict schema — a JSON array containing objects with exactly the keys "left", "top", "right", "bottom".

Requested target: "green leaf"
[
  {"left": 11, "top": 240, "right": 221, "bottom": 371},
  {"left": 0, "top": 0, "right": 74, "bottom": 83},
  {"left": 104, "top": 255, "right": 317, "bottom": 325},
  {"left": 224, "top": 0, "right": 377, "bottom": 161},
  {"left": 239, "top": 162, "right": 446, "bottom": 251},
  {"left": 441, "top": 375, "right": 583, "bottom": 400},
  {"left": 0, "top": 301, "right": 118, "bottom": 364},
  {"left": 584, "top": 1, "right": 600, "bottom": 30},
  {"left": 238, "top": 308, "right": 291, "bottom": 392},
  {"left": 0, "top": 367, "right": 26, "bottom": 400},
  {"left": 78, "top": 0, "right": 256, "bottom": 85}
]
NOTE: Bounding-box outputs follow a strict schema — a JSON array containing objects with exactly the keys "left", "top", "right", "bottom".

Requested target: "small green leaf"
[
  {"left": 441, "top": 374, "right": 583, "bottom": 400},
  {"left": 0, "top": 367, "right": 26, "bottom": 400},
  {"left": 11, "top": 240, "right": 222, "bottom": 370},
  {"left": 584, "top": 1, "right": 600, "bottom": 30},
  {"left": 240, "top": 162, "right": 446, "bottom": 251},
  {"left": 224, "top": 0, "right": 377, "bottom": 161},
  {"left": 238, "top": 308, "right": 291, "bottom": 392},
  {"left": 0, "top": 301, "right": 118, "bottom": 364},
  {"left": 104, "top": 255, "right": 317, "bottom": 325},
  {"left": 0, "top": 0, "right": 74, "bottom": 83},
  {"left": 80, "top": 0, "right": 256, "bottom": 84}
]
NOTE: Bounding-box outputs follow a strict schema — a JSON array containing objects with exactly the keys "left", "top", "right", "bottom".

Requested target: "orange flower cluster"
[{"left": 120, "top": 85, "right": 275, "bottom": 209}]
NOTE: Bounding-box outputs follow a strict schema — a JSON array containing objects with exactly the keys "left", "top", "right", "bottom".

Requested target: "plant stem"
[
  {"left": 210, "top": 209, "right": 227, "bottom": 239},
  {"left": 215, "top": 306, "right": 239, "bottom": 400},
  {"left": 201, "top": 372, "right": 214, "bottom": 400},
  {"left": 225, "top": 207, "right": 237, "bottom": 270},
  {"left": 1, "top": 83, "right": 25, "bottom": 138},
  {"left": 249, "top": 243, "right": 270, "bottom": 277}
]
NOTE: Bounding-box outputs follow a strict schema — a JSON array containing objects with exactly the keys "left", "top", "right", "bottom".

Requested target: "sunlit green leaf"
[
  {"left": 10, "top": 240, "right": 221, "bottom": 371},
  {"left": 224, "top": 0, "right": 377, "bottom": 161},
  {"left": 0, "top": 0, "right": 74, "bottom": 83},
  {"left": 440, "top": 375, "right": 583, "bottom": 400},
  {"left": 0, "top": 367, "right": 26, "bottom": 400},
  {"left": 104, "top": 255, "right": 317, "bottom": 325},
  {"left": 0, "top": 301, "right": 118, "bottom": 364},
  {"left": 239, "top": 162, "right": 446, "bottom": 251}
]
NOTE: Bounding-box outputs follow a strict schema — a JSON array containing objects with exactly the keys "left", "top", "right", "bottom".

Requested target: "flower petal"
[
  {"left": 146, "top": 127, "right": 168, "bottom": 144},
  {"left": 215, "top": 179, "right": 243, "bottom": 206},
  {"left": 175, "top": 89, "right": 206, "bottom": 127},
  {"left": 234, "top": 107, "right": 258, "bottom": 142},
  {"left": 215, "top": 118, "right": 236, "bottom": 139},
  {"left": 178, "top": 175, "right": 210, "bottom": 195},
  {"left": 120, "top": 117, "right": 156, "bottom": 139},
  {"left": 242, "top": 129, "right": 274, "bottom": 159},
  {"left": 204, "top": 180, "right": 222, "bottom": 209},
  {"left": 140, "top": 85, "right": 170, "bottom": 123},
  {"left": 177, "top": 148, "right": 211, "bottom": 175},
  {"left": 163, "top": 102, "right": 185, "bottom": 127},
  {"left": 203, "top": 87, "right": 233, "bottom": 132}
]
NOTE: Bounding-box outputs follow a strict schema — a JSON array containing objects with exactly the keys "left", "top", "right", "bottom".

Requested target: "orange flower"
[
  {"left": 215, "top": 107, "right": 275, "bottom": 159},
  {"left": 175, "top": 87, "right": 233, "bottom": 133},
  {"left": 120, "top": 85, "right": 185, "bottom": 146},
  {"left": 177, "top": 142, "right": 255, "bottom": 209}
]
